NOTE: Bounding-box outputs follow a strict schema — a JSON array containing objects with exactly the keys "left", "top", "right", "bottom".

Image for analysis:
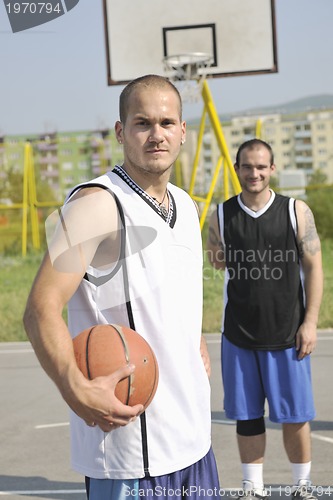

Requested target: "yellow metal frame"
[
  {"left": 1, "top": 136, "right": 110, "bottom": 257},
  {"left": 0, "top": 142, "right": 38, "bottom": 257},
  {"left": 15, "top": 142, "right": 61, "bottom": 256},
  {"left": 187, "top": 80, "right": 241, "bottom": 229},
  {"left": 21, "top": 142, "right": 41, "bottom": 255},
  {"left": 255, "top": 118, "right": 262, "bottom": 138},
  {"left": 174, "top": 157, "right": 183, "bottom": 189}
]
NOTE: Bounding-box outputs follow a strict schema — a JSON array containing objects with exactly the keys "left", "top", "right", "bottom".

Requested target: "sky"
[{"left": 1, "top": 0, "right": 333, "bottom": 136}]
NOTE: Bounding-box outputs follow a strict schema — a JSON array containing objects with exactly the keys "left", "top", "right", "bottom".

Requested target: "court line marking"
[
  {"left": 0, "top": 349, "right": 34, "bottom": 354},
  {"left": 311, "top": 433, "right": 333, "bottom": 445},
  {"left": 1, "top": 338, "right": 332, "bottom": 351},
  {"left": 0, "top": 329, "right": 333, "bottom": 354},
  {"left": 0, "top": 490, "right": 85, "bottom": 496},
  {"left": 212, "top": 418, "right": 235, "bottom": 426},
  {"left": 3, "top": 337, "right": 332, "bottom": 350},
  {"left": 35, "top": 422, "right": 69, "bottom": 429},
  {"left": 205, "top": 335, "right": 333, "bottom": 344}
]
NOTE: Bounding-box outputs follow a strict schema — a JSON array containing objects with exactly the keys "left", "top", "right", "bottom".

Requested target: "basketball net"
[{"left": 163, "top": 52, "right": 213, "bottom": 103}]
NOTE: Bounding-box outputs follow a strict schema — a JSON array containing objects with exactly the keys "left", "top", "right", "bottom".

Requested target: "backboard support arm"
[{"left": 188, "top": 79, "right": 241, "bottom": 229}]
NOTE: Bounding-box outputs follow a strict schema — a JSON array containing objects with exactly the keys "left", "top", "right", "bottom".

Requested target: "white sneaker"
[
  {"left": 238, "top": 481, "right": 268, "bottom": 500},
  {"left": 292, "top": 480, "right": 317, "bottom": 500}
]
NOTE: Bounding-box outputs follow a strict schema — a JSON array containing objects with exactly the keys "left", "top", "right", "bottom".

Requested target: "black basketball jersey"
[{"left": 218, "top": 191, "right": 305, "bottom": 350}]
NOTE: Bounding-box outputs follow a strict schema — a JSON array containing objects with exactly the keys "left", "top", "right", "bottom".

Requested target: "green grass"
[
  {"left": 0, "top": 223, "right": 25, "bottom": 254},
  {"left": 1, "top": 240, "right": 332, "bottom": 342},
  {"left": 202, "top": 254, "right": 224, "bottom": 333},
  {"left": 319, "top": 238, "right": 333, "bottom": 328},
  {"left": 0, "top": 252, "right": 42, "bottom": 342}
]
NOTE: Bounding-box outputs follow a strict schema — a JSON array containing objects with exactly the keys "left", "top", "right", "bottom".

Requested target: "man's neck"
[
  {"left": 120, "top": 163, "right": 171, "bottom": 199},
  {"left": 240, "top": 188, "right": 272, "bottom": 212}
]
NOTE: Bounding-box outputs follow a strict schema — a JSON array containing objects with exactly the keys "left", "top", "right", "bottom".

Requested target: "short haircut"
[
  {"left": 235, "top": 139, "right": 274, "bottom": 166},
  {"left": 119, "top": 74, "right": 183, "bottom": 124}
]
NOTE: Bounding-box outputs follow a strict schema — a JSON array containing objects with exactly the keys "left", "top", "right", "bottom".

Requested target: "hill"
[{"left": 223, "top": 94, "right": 333, "bottom": 120}]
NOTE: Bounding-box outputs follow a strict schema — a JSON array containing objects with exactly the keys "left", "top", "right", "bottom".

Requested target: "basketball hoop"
[{"left": 163, "top": 52, "right": 213, "bottom": 102}]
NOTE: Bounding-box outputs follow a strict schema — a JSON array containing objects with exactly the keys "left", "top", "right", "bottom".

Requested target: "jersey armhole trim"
[
  {"left": 217, "top": 204, "right": 225, "bottom": 247},
  {"left": 289, "top": 197, "right": 297, "bottom": 236}
]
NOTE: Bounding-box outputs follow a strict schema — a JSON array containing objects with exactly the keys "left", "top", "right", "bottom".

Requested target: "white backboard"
[{"left": 103, "top": 0, "right": 278, "bottom": 85}]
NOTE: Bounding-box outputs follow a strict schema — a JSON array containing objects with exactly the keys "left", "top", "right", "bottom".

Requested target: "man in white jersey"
[
  {"left": 24, "top": 75, "right": 221, "bottom": 499},
  {"left": 206, "top": 139, "right": 323, "bottom": 500}
]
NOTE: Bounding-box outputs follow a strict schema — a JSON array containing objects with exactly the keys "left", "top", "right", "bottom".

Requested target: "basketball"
[{"left": 73, "top": 324, "right": 159, "bottom": 410}]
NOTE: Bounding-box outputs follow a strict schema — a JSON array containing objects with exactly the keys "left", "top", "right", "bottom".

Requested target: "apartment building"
[
  {"left": 1, "top": 102, "right": 332, "bottom": 205},
  {"left": 0, "top": 129, "right": 121, "bottom": 202},
  {"left": 188, "top": 106, "right": 333, "bottom": 197}
]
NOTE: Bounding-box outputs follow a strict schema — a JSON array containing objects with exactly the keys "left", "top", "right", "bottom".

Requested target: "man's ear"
[
  {"left": 115, "top": 121, "right": 123, "bottom": 144},
  {"left": 181, "top": 121, "right": 186, "bottom": 145}
]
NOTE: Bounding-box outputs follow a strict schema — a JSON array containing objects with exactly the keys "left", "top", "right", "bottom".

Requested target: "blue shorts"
[
  {"left": 86, "top": 477, "right": 138, "bottom": 500},
  {"left": 221, "top": 336, "right": 315, "bottom": 424},
  {"left": 86, "top": 447, "right": 221, "bottom": 499}
]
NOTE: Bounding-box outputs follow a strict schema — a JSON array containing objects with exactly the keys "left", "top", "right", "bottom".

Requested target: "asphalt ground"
[{"left": 0, "top": 332, "right": 332, "bottom": 499}]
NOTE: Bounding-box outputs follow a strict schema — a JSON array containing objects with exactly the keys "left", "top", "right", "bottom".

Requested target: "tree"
[
  {"left": 307, "top": 186, "right": 333, "bottom": 239},
  {"left": 308, "top": 169, "right": 327, "bottom": 186},
  {"left": 0, "top": 165, "right": 57, "bottom": 205}
]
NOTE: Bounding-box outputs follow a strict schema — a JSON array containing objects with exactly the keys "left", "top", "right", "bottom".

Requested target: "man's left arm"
[
  {"left": 295, "top": 200, "right": 324, "bottom": 360},
  {"left": 200, "top": 335, "right": 211, "bottom": 378}
]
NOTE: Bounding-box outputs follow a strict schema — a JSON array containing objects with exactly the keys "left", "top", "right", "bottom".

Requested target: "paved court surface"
[{"left": 0, "top": 332, "right": 332, "bottom": 499}]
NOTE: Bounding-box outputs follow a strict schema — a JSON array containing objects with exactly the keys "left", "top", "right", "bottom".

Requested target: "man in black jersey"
[{"left": 207, "top": 139, "right": 323, "bottom": 500}]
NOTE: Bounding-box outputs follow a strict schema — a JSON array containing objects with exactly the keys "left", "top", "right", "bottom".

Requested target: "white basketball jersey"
[{"left": 67, "top": 168, "right": 211, "bottom": 479}]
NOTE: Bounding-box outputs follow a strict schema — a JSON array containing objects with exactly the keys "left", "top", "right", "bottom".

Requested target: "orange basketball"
[{"left": 73, "top": 324, "right": 159, "bottom": 410}]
